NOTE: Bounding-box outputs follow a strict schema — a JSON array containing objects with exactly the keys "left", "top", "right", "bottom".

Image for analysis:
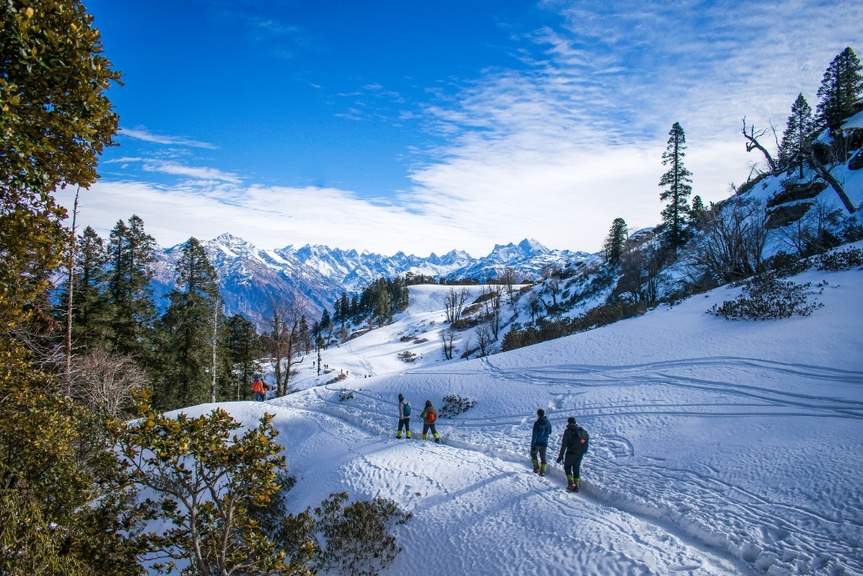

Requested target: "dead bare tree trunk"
[
  {"left": 809, "top": 146, "right": 856, "bottom": 213},
  {"left": 210, "top": 300, "right": 219, "bottom": 403},
  {"left": 64, "top": 187, "right": 80, "bottom": 396},
  {"left": 742, "top": 117, "right": 778, "bottom": 174}
]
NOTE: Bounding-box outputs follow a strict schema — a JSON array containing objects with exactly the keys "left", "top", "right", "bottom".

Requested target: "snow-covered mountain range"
[{"left": 152, "top": 235, "right": 590, "bottom": 328}]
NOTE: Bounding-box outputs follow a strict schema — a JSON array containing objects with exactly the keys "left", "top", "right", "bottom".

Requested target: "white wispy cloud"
[
  {"left": 78, "top": 1, "right": 860, "bottom": 255},
  {"left": 61, "top": 181, "right": 480, "bottom": 255},
  {"left": 142, "top": 161, "right": 241, "bottom": 185},
  {"left": 119, "top": 127, "right": 217, "bottom": 149}
]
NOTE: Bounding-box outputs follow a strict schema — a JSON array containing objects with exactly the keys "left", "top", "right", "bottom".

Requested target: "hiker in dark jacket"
[
  {"left": 556, "top": 416, "right": 589, "bottom": 492},
  {"left": 396, "top": 393, "right": 412, "bottom": 439},
  {"left": 530, "top": 409, "right": 552, "bottom": 476},
  {"left": 420, "top": 400, "right": 440, "bottom": 443}
]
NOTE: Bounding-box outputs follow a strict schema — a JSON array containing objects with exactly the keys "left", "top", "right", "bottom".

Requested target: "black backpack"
[
  {"left": 567, "top": 425, "right": 589, "bottom": 453},
  {"left": 576, "top": 426, "right": 589, "bottom": 453}
]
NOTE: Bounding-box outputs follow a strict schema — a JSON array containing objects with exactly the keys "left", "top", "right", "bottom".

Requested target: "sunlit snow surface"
[{"left": 182, "top": 259, "right": 863, "bottom": 575}]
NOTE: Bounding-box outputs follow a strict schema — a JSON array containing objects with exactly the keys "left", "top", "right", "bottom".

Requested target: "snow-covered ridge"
[{"left": 152, "top": 236, "right": 590, "bottom": 328}]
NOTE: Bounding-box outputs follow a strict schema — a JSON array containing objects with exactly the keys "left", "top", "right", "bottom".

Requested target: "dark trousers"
[
  {"left": 422, "top": 422, "right": 438, "bottom": 436},
  {"left": 530, "top": 444, "right": 547, "bottom": 464},
  {"left": 564, "top": 452, "right": 584, "bottom": 479},
  {"left": 398, "top": 418, "right": 410, "bottom": 433},
  {"left": 254, "top": 392, "right": 265, "bottom": 402}
]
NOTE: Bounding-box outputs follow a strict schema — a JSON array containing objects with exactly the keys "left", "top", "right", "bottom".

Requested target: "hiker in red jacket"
[
  {"left": 250, "top": 376, "right": 268, "bottom": 401},
  {"left": 420, "top": 400, "right": 440, "bottom": 443}
]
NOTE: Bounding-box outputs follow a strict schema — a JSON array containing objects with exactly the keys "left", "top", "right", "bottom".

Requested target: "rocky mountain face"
[{"left": 152, "top": 234, "right": 590, "bottom": 329}]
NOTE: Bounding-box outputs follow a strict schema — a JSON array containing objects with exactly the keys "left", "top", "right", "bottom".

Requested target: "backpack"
[
  {"left": 425, "top": 408, "right": 436, "bottom": 424},
  {"left": 576, "top": 427, "right": 589, "bottom": 453},
  {"left": 403, "top": 402, "right": 412, "bottom": 417}
]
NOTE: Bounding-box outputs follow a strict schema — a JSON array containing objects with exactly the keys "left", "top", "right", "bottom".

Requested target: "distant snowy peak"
[{"left": 153, "top": 234, "right": 595, "bottom": 327}]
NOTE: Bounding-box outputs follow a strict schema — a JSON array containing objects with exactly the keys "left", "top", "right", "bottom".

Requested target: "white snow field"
[{"left": 192, "top": 264, "right": 863, "bottom": 575}]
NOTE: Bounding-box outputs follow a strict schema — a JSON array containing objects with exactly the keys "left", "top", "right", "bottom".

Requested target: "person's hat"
[
  {"left": 568, "top": 416, "right": 576, "bottom": 424},
  {"left": 537, "top": 408, "right": 545, "bottom": 417}
]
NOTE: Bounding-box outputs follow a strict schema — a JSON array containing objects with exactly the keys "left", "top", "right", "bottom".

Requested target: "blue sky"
[{"left": 67, "top": 0, "right": 862, "bottom": 255}]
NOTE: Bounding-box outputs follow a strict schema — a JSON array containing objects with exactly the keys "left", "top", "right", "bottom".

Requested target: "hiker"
[
  {"left": 396, "top": 393, "right": 412, "bottom": 439},
  {"left": 530, "top": 408, "right": 552, "bottom": 476},
  {"left": 250, "top": 376, "right": 268, "bottom": 402},
  {"left": 420, "top": 400, "right": 440, "bottom": 443},
  {"left": 556, "top": 416, "right": 590, "bottom": 492}
]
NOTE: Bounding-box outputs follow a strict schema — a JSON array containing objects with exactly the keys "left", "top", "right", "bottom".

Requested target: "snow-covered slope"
[{"left": 185, "top": 259, "right": 863, "bottom": 575}]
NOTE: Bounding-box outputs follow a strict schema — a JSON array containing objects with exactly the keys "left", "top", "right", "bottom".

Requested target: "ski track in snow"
[{"left": 242, "top": 274, "right": 863, "bottom": 575}]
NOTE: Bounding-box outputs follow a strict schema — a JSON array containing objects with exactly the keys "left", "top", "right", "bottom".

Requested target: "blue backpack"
[{"left": 403, "top": 402, "right": 412, "bottom": 417}]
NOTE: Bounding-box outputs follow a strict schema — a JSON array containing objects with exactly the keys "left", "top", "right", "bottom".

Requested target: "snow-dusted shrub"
[
  {"left": 818, "top": 247, "right": 863, "bottom": 271},
  {"left": 765, "top": 251, "right": 808, "bottom": 277},
  {"left": 314, "top": 492, "right": 411, "bottom": 576},
  {"left": 710, "top": 273, "right": 822, "bottom": 320},
  {"left": 396, "top": 351, "right": 417, "bottom": 363},
  {"left": 325, "top": 372, "right": 348, "bottom": 385},
  {"left": 440, "top": 394, "right": 477, "bottom": 418}
]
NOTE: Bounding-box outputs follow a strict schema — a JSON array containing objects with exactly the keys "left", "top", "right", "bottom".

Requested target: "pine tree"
[
  {"left": 224, "top": 314, "right": 258, "bottom": 400},
  {"left": 816, "top": 47, "right": 863, "bottom": 130},
  {"left": 339, "top": 292, "right": 350, "bottom": 325},
  {"left": 376, "top": 279, "right": 390, "bottom": 325},
  {"left": 658, "top": 122, "right": 693, "bottom": 248},
  {"left": 59, "top": 226, "right": 114, "bottom": 349},
  {"left": 320, "top": 308, "right": 331, "bottom": 333},
  {"left": 779, "top": 94, "right": 814, "bottom": 179},
  {"left": 690, "top": 195, "right": 707, "bottom": 227},
  {"left": 108, "top": 215, "right": 156, "bottom": 357},
  {"left": 158, "top": 237, "right": 220, "bottom": 408},
  {"left": 603, "top": 218, "right": 628, "bottom": 265}
]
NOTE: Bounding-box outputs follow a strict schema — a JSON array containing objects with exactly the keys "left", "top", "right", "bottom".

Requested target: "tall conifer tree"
[
  {"left": 108, "top": 215, "right": 156, "bottom": 356},
  {"left": 780, "top": 94, "right": 814, "bottom": 178},
  {"left": 603, "top": 218, "right": 628, "bottom": 265},
  {"left": 816, "top": 47, "right": 863, "bottom": 130},
  {"left": 659, "top": 122, "right": 693, "bottom": 248},
  {"left": 159, "top": 237, "right": 219, "bottom": 408}
]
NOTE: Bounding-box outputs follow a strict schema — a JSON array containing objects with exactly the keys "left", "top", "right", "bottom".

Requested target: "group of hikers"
[
  {"left": 396, "top": 394, "right": 441, "bottom": 442},
  {"left": 396, "top": 395, "right": 589, "bottom": 492},
  {"left": 530, "top": 408, "right": 589, "bottom": 492}
]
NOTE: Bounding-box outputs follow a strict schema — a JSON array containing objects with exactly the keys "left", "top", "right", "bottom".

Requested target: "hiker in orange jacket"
[
  {"left": 250, "top": 376, "right": 268, "bottom": 401},
  {"left": 420, "top": 400, "right": 440, "bottom": 443}
]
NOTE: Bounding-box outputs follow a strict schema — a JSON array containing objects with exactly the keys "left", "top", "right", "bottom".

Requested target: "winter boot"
[
  {"left": 406, "top": 430, "right": 412, "bottom": 439},
  {"left": 539, "top": 463, "right": 547, "bottom": 477},
  {"left": 433, "top": 432, "right": 441, "bottom": 444},
  {"left": 396, "top": 431, "right": 402, "bottom": 439},
  {"left": 566, "top": 475, "right": 575, "bottom": 491},
  {"left": 531, "top": 458, "right": 540, "bottom": 474},
  {"left": 571, "top": 477, "right": 581, "bottom": 493},
  {"left": 422, "top": 432, "right": 428, "bottom": 441}
]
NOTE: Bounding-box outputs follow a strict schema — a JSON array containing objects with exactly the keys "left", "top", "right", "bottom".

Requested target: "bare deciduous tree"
[
  {"left": 440, "top": 326, "right": 455, "bottom": 360},
  {"left": 268, "top": 302, "right": 305, "bottom": 397},
  {"left": 498, "top": 267, "right": 518, "bottom": 305},
  {"left": 542, "top": 266, "right": 562, "bottom": 307},
  {"left": 696, "top": 199, "right": 768, "bottom": 282},
  {"left": 475, "top": 325, "right": 493, "bottom": 357},
  {"left": 742, "top": 117, "right": 779, "bottom": 174},
  {"left": 444, "top": 287, "right": 469, "bottom": 324},
  {"left": 73, "top": 349, "right": 148, "bottom": 417}
]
